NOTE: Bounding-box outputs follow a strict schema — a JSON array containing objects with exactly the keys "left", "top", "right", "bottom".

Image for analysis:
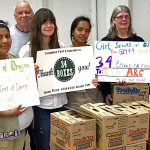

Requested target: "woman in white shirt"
[{"left": 19, "top": 8, "right": 67, "bottom": 150}]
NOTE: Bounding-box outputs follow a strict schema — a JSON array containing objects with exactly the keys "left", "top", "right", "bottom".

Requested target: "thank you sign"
[{"left": 36, "top": 46, "right": 95, "bottom": 97}]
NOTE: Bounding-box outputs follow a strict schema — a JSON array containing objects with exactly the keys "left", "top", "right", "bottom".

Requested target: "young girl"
[
  {"left": 67, "top": 16, "right": 103, "bottom": 110},
  {"left": 19, "top": 8, "right": 67, "bottom": 150},
  {"left": 0, "top": 20, "right": 33, "bottom": 150}
]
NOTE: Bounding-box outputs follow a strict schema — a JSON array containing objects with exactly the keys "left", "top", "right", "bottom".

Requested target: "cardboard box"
[
  {"left": 51, "top": 110, "right": 96, "bottom": 150},
  {"left": 111, "top": 83, "right": 149, "bottom": 104},
  {"left": 129, "top": 101, "right": 150, "bottom": 143},
  {"left": 137, "top": 100, "right": 150, "bottom": 109},
  {"left": 115, "top": 105, "right": 149, "bottom": 145},
  {"left": 55, "top": 144, "right": 63, "bottom": 150},
  {"left": 126, "top": 142, "right": 146, "bottom": 150},
  {"left": 80, "top": 103, "right": 127, "bottom": 150},
  {"left": 99, "top": 142, "right": 146, "bottom": 150},
  {"left": 99, "top": 146, "right": 126, "bottom": 150}
]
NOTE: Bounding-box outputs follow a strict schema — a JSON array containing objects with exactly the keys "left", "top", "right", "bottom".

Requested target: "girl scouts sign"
[
  {"left": 95, "top": 41, "right": 150, "bottom": 83},
  {"left": 36, "top": 46, "right": 95, "bottom": 97},
  {"left": 0, "top": 57, "right": 40, "bottom": 111}
]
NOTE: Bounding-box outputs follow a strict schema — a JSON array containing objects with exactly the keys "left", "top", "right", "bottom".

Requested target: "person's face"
[
  {"left": 41, "top": 20, "right": 55, "bottom": 38},
  {"left": 113, "top": 11, "right": 130, "bottom": 31},
  {"left": 14, "top": 2, "right": 33, "bottom": 29},
  {"left": 72, "top": 20, "right": 91, "bottom": 45},
  {"left": 0, "top": 28, "right": 12, "bottom": 59}
]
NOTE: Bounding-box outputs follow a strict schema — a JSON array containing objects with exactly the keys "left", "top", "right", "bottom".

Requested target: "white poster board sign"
[
  {"left": 0, "top": 57, "right": 40, "bottom": 111},
  {"left": 95, "top": 41, "right": 150, "bottom": 83},
  {"left": 36, "top": 46, "right": 95, "bottom": 97}
]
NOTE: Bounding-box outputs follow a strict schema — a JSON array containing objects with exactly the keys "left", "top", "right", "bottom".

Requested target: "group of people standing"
[{"left": 0, "top": 1, "right": 144, "bottom": 150}]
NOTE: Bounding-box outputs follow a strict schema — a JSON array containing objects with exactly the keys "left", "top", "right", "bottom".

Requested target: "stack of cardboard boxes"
[
  {"left": 80, "top": 103, "right": 127, "bottom": 150},
  {"left": 111, "top": 83, "right": 149, "bottom": 150},
  {"left": 51, "top": 83, "right": 149, "bottom": 150},
  {"left": 50, "top": 103, "right": 150, "bottom": 150},
  {"left": 80, "top": 102, "right": 149, "bottom": 150},
  {"left": 119, "top": 101, "right": 150, "bottom": 150}
]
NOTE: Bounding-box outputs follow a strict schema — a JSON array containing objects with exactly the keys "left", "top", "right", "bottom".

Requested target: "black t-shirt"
[{"left": 101, "top": 35, "right": 144, "bottom": 42}]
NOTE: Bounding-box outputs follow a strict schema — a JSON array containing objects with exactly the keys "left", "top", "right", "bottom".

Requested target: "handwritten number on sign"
[
  {"left": 96, "top": 56, "right": 103, "bottom": 68},
  {"left": 96, "top": 56, "right": 112, "bottom": 68},
  {"left": 106, "top": 56, "right": 112, "bottom": 68}
]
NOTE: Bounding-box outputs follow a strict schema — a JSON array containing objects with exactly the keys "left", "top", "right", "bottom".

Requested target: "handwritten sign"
[
  {"left": 0, "top": 58, "right": 40, "bottom": 111},
  {"left": 36, "top": 46, "right": 95, "bottom": 97},
  {"left": 95, "top": 41, "right": 150, "bottom": 83}
]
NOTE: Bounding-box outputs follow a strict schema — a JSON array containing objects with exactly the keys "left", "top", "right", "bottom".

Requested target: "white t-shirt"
[
  {"left": 19, "top": 42, "right": 68, "bottom": 109},
  {"left": 9, "top": 25, "right": 30, "bottom": 57},
  {"left": 19, "top": 107, "right": 33, "bottom": 130}
]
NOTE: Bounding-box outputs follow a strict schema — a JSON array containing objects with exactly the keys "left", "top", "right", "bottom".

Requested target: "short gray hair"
[{"left": 14, "top": 0, "right": 33, "bottom": 15}]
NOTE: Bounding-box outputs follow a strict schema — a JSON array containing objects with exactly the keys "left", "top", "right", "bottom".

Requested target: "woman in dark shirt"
[{"left": 100, "top": 5, "right": 144, "bottom": 104}]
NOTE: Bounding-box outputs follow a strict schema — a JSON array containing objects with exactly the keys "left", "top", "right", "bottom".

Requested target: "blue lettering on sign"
[
  {"left": 0, "top": 130, "right": 19, "bottom": 139},
  {"left": 96, "top": 42, "right": 110, "bottom": 50},
  {"left": 115, "top": 42, "right": 131, "bottom": 48},
  {"left": 116, "top": 87, "right": 140, "bottom": 93}
]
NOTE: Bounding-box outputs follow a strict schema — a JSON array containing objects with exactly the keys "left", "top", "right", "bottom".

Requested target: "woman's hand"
[
  {"left": 34, "top": 64, "right": 39, "bottom": 79},
  {"left": 92, "top": 74, "right": 99, "bottom": 87},
  {"left": 105, "top": 94, "right": 113, "bottom": 105},
  {"left": 118, "top": 80, "right": 126, "bottom": 85},
  {"left": 0, "top": 105, "right": 27, "bottom": 117}
]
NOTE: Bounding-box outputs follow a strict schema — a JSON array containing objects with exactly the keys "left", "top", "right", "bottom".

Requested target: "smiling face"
[
  {"left": 113, "top": 11, "right": 130, "bottom": 32},
  {"left": 14, "top": 2, "right": 33, "bottom": 31},
  {"left": 0, "top": 28, "right": 12, "bottom": 59},
  {"left": 41, "top": 20, "right": 55, "bottom": 38},
  {"left": 72, "top": 20, "right": 91, "bottom": 46}
]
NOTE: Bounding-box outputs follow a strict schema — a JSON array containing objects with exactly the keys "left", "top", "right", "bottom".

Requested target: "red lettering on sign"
[{"left": 126, "top": 68, "right": 144, "bottom": 77}]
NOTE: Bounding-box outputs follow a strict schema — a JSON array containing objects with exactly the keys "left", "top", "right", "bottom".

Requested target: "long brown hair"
[{"left": 30, "top": 8, "right": 60, "bottom": 62}]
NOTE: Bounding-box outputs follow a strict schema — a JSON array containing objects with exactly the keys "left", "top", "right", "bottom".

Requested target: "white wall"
[
  {"left": 0, "top": 0, "right": 150, "bottom": 46},
  {"left": 1, "top": 0, "right": 93, "bottom": 46},
  {"left": 131, "top": 0, "right": 150, "bottom": 41},
  {"left": 0, "top": 0, "right": 17, "bottom": 25},
  {"left": 97, "top": 0, "right": 150, "bottom": 42},
  {"left": 49, "top": 0, "right": 92, "bottom": 46},
  {"left": 97, "top": 0, "right": 130, "bottom": 40},
  {"left": 0, "top": 0, "right": 42, "bottom": 26}
]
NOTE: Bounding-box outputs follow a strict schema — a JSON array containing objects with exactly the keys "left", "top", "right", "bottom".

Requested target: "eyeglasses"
[{"left": 115, "top": 15, "right": 130, "bottom": 20}]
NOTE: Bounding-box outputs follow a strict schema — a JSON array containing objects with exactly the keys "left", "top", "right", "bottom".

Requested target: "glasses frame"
[{"left": 115, "top": 15, "right": 130, "bottom": 20}]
